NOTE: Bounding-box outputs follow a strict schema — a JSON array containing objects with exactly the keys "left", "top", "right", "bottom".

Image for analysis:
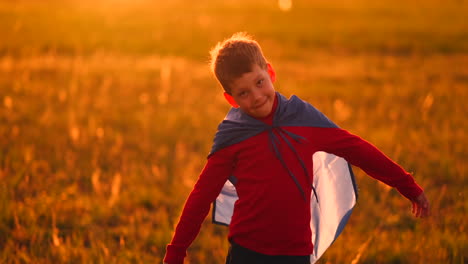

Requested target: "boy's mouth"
[{"left": 253, "top": 99, "right": 268, "bottom": 109}]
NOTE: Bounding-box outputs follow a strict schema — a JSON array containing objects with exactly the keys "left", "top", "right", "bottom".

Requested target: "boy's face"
[{"left": 227, "top": 63, "right": 276, "bottom": 118}]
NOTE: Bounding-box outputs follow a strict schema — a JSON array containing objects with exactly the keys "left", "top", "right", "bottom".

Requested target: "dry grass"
[{"left": 1, "top": 0, "right": 467, "bottom": 263}]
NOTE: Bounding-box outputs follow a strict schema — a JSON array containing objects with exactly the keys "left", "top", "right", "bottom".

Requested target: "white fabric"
[
  {"left": 213, "top": 152, "right": 356, "bottom": 263},
  {"left": 214, "top": 181, "right": 238, "bottom": 225},
  {"left": 310, "top": 152, "right": 356, "bottom": 263}
]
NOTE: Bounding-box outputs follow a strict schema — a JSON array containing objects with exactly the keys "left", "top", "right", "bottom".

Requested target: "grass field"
[{"left": 1, "top": 0, "right": 467, "bottom": 263}]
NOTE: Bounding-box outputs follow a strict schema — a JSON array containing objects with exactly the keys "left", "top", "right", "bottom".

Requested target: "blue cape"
[{"left": 210, "top": 93, "right": 358, "bottom": 263}]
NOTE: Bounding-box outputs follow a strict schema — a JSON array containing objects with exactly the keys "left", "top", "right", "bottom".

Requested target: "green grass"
[{"left": 0, "top": 0, "right": 467, "bottom": 263}]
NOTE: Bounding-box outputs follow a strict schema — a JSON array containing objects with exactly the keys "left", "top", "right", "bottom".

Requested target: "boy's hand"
[{"left": 411, "top": 192, "right": 430, "bottom": 218}]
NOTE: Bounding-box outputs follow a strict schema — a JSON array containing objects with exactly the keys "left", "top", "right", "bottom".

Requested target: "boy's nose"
[{"left": 252, "top": 89, "right": 263, "bottom": 102}]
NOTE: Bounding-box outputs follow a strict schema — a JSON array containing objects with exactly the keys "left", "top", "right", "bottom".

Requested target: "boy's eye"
[
  {"left": 257, "top": 79, "right": 264, "bottom": 86},
  {"left": 239, "top": 91, "right": 247, "bottom": 97}
]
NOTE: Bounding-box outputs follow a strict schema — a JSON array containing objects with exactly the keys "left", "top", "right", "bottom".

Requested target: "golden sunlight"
[
  {"left": 278, "top": 0, "right": 292, "bottom": 12},
  {"left": 96, "top": 127, "right": 104, "bottom": 139},
  {"left": 333, "top": 99, "right": 352, "bottom": 122},
  {"left": 4, "top": 95, "right": 13, "bottom": 109},
  {"left": 69, "top": 126, "right": 80, "bottom": 142}
]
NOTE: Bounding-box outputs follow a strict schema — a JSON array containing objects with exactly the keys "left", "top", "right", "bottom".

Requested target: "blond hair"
[{"left": 210, "top": 32, "right": 268, "bottom": 93}]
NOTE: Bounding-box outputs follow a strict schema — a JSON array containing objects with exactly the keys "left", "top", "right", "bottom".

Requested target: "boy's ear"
[
  {"left": 223, "top": 92, "right": 239, "bottom": 108},
  {"left": 267, "top": 63, "right": 276, "bottom": 83}
]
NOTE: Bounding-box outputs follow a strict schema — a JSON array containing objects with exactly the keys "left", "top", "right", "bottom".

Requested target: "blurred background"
[{"left": 0, "top": 0, "right": 467, "bottom": 263}]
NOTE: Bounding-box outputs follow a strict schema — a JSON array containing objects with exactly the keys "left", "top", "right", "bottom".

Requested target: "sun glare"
[
  {"left": 4, "top": 96, "right": 13, "bottom": 109},
  {"left": 278, "top": 0, "right": 292, "bottom": 12}
]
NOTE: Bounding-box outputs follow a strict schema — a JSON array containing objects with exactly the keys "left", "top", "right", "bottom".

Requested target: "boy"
[{"left": 163, "top": 33, "right": 429, "bottom": 264}]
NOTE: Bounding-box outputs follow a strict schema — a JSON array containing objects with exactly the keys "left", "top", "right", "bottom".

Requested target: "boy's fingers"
[
  {"left": 411, "top": 192, "right": 430, "bottom": 218},
  {"left": 412, "top": 201, "right": 429, "bottom": 218},
  {"left": 419, "top": 198, "right": 430, "bottom": 218},
  {"left": 420, "top": 206, "right": 426, "bottom": 218},
  {"left": 412, "top": 201, "right": 420, "bottom": 217},
  {"left": 418, "top": 202, "right": 429, "bottom": 218},
  {"left": 423, "top": 203, "right": 430, "bottom": 217}
]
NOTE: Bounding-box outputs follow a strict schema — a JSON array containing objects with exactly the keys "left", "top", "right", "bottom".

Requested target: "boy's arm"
[
  {"left": 310, "top": 127, "right": 429, "bottom": 217},
  {"left": 163, "top": 148, "right": 235, "bottom": 264}
]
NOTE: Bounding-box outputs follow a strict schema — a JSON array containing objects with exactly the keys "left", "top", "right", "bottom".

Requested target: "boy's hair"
[{"left": 210, "top": 32, "right": 268, "bottom": 94}]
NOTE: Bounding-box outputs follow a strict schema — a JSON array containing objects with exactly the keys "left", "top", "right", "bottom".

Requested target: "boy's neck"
[{"left": 257, "top": 94, "right": 278, "bottom": 125}]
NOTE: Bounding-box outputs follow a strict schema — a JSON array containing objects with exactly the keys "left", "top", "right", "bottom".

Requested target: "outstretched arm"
[
  {"left": 310, "top": 127, "right": 426, "bottom": 209},
  {"left": 163, "top": 147, "right": 235, "bottom": 264}
]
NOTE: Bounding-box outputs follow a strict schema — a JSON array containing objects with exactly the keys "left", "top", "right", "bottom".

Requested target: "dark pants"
[{"left": 225, "top": 241, "right": 310, "bottom": 264}]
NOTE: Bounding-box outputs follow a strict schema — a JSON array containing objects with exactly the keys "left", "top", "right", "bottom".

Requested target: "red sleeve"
[
  {"left": 310, "top": 127, "right": 423, "bottom": 200},
  {"left": 163, "top": 147, "right": 235, "bottom": 264}
]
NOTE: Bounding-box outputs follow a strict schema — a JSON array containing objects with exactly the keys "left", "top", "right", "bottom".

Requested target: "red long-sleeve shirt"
[{"left": 164, "top": 99, "right": 423, "bottom": 264}]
